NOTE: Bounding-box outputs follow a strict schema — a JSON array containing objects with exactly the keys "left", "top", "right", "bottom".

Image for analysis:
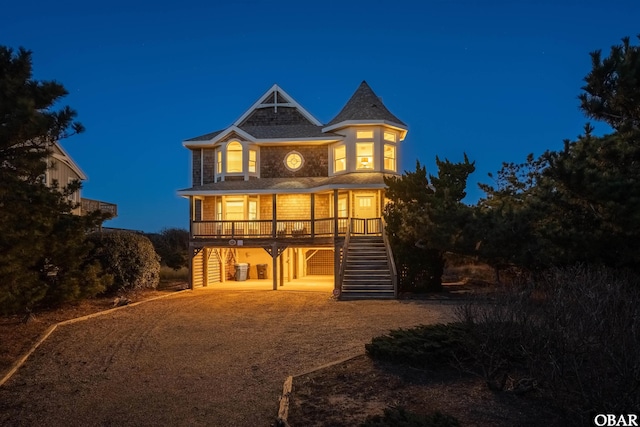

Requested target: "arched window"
[{"left": 227, "top": 141, "right": 243, "bottom": 173}]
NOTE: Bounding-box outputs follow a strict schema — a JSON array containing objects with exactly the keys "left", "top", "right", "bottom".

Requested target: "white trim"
[
  {"left": 200, "top": 148, "right": 203, "bottom": 186},
  {"left": 177, "top": 182, "right": 390, "bottom": 197},
  {"left": 252, "top": 137, "right": 342, "bottom": 146},
  {"left": 322, "top": 120, "right": 408, "bottom": 140},
  {"left": 232, "top": 84, "right": 323, "bottom": 127},
  {"left": 183, "top": 126, "right": 256, "bottom": 147}
]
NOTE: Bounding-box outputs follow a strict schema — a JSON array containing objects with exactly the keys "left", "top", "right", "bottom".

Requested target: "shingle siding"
[
  {"left": 192, "top": 149, "right": 201, "bottom": 186},
  {"left": 203, "top": 197, "right": 216, "bottom": 220},
  {"left": 275, "top": 194, "right": 311, "bottom": 219},
  {"left": 260, "top": 145, "right": 328, "bottom": 178},
  {"left": 203, "top": 149, "right": 215, "bottom": 184},
  {"left": 239, "top": 106, "right": 312, "bottom": 127}
]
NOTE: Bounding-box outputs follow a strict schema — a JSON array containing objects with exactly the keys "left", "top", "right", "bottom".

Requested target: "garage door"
[{"left": 192, "top": 250, "right": 204, "bottom": 288}]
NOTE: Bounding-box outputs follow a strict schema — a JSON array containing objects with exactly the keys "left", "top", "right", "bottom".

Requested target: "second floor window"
[
  {"left": 249, "top": 149, "right": 257, "bottom": 173},
  {"left": 356, "top": 143, "right": 373, "bottom": 170},
  {"left": 384, "top": 144, "right": 396, "bottom": 171},
  {"left": 227, "top": 141, "right": 243, "bottom": 173},
  {"left": 216, "top": 150, "right": 222, "bottom": 174},
  {"left": 226, "top": 200, "right": 244, "bottom": 220},
  {"left": 334, "top": 145, "right": 346, "bottom": 172}
]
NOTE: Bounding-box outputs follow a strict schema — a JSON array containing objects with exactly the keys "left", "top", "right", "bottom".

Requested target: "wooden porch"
[{"left": 190, "top": 217, "right": 383, "bottom": 241}]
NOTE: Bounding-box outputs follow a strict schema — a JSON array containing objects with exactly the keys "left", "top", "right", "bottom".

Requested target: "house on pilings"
[{"left": 178, "top": 81, "right": 407, "bottom": 299}]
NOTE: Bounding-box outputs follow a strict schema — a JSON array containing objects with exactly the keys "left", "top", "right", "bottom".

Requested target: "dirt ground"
[
  {"left": 0, "top": 287, "right": 456, "bottom": 426},
  {"left": 288, "top": 354, "right": 564, "bottom": 427}
]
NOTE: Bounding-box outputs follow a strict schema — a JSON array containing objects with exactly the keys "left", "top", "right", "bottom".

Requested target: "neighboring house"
[
  {"left": 178, "top": 81, "right": 407, "bottom": 299},
  {"left": 46, "top": 141, "right": 118, "bottom": 220}
]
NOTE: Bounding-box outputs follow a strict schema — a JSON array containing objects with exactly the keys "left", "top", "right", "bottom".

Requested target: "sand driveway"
[{"left": 0, "top": 288, "right": 456, "bottom": 426}]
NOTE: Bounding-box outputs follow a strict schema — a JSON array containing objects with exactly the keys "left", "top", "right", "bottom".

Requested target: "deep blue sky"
[{"left": 3, "top": 0, "right": 639, "bottom": 232}]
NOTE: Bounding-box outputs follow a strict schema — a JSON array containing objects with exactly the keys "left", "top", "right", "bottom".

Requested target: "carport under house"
[{"left": 178, "top": 81, "right": 406, "bottom": 299}]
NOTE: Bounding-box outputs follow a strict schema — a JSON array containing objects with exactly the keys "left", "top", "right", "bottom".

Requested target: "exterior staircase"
[{"left": 340, "top": 235, "right": 396, "bottom": 300}]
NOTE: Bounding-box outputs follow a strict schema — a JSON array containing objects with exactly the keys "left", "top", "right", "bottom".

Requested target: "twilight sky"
[{"left": 2, "top": 0, "right": 639, "bottom": 232}]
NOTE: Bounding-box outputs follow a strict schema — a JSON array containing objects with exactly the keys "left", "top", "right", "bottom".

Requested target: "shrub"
[
  {"left": 146, "top": 228, "right": 189, "bottom": 270},
  {"left": 362, "top": 407, "right": 460, "bottom": 427},
  {"left": 159, "top": 266, "right": 188, "bottom": 282},
  {"left": 87, "top": 231, "right": 160, "bottom": 293},
  {"left": 365, "top": 323, "right": 472, "bottom": 368},
  {"left": 456, "top": 265, "right": 640, "bottom": 424}
]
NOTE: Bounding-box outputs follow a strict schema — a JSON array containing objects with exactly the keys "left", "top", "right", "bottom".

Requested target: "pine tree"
[
  {"left": 579, "top": 35, "right": 640, "bottom": 133},
  {"left": 0, "top": 46, "right": 110, "bottom": 313},
  {"left": 384, "top": 156, "right": 475, "bottom": 291}
]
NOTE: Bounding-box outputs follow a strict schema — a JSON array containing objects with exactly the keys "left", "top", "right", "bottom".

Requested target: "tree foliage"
[
  {"left": 0, "top": 46, "right": 108, "bottom": 313},
  {"left": 476, "top": 35, "right": 640, "bottom": 273},
  {"left": 384, "top": 156, "right": 475, "bottom": 292},
  {"left": 146, "top": 228, "right": 189, "bottom": 270},
  {"left": 579, "top": 35, "right": 640, "bottom": 133}
]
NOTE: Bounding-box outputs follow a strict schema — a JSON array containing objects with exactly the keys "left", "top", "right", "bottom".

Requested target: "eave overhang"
[{"left": 321, "top": 120, "right": 408, "bottom": 141}]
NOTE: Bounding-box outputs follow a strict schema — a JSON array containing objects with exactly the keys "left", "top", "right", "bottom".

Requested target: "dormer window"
[
  {"left": 227, "top": 141, "right": 243, "bottom": 173},
  {"left": 356, "top": 143, "right": 374, "bottom": 170}
]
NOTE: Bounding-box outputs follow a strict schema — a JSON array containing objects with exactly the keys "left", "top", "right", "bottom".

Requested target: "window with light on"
[
  {"left": 285, "top": 151, "right": 303, "bottom": 171},
  {"left": 384, "top": 144, "right": 396, "bottom": 171},
  {"left": 216, "top": 150, "right": 222, "bottom": 174},
  {"left": 356, "top": 143, "right": 374, "bottom": 170},
  {"left": 334, "top": 145, "right": 346, "bottom": 172},
  {"left": 383, "top": 131, "right": 396, "bottom": 142},
  {"left": 249, "top": 149, "right": 257, "bottom": 173},
  {"left": 227, "top": 141, "right": 243, "bottom": 173}
]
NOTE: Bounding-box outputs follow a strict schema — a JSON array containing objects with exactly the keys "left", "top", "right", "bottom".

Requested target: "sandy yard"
[{"left": 0, "top": 288, "right": 456, "bottom": 426}]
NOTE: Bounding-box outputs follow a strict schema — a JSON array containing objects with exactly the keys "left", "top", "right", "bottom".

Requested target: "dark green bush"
[
  {"left": 365, "top": 323, "right": 472, "bottom": 368},
  {"left": 87, "top": 231, "right": 160, "bottom": 293},
  {"left": 362, "top": 407, "right": 460, "bottom": 427}
]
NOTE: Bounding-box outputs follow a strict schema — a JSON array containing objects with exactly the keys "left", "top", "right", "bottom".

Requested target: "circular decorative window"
[{"left": 284, "top": 151, "right": 304, "bottom": 171}]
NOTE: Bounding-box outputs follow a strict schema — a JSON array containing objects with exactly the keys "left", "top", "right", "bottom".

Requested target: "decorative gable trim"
[{"left": 233, "top": 84, "right": 322, "bottom": 127}]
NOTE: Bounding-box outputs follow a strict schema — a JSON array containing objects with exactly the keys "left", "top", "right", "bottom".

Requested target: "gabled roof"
[
  {"left": 51, "top": 141, "right": 87, "bottom": 180},
  {"left": 323, "top": 81, "right": 407, "bottom": 135},
  {"left": 234, "top": 84, "right": 322, "bottom": 127},
  {"left": 184, "top": 84, "right": 339, "bottom": 145},
  {"left": 184, "top": 81, "right": 408, "bottom": 146}
]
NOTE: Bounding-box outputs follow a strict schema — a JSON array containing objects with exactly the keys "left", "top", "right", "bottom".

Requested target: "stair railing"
[
  {"left": 381, "top": 222, "right": 398, "bottom": 297},
  {"left": 337, "top": 221, "right": 351, "bottom": 294}
]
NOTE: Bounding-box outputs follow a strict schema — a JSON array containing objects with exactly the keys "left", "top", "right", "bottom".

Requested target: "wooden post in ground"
[{"left": 272, "top": 242, "right": 278, "bottom": 291}]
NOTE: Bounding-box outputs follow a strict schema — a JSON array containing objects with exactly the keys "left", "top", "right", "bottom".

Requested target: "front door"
[
  {"left": 354, "top": 194, "right": 376, "bottom": 218},
  {"left": 353, "top": 193, "right": 379, "bottom": 234}
]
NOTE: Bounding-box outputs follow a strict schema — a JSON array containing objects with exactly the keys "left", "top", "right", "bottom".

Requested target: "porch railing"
[
  {"left": 192, "top": 217, "right": 349, "bottom": 239},
  {"left": 349, "top": 218, "right": 382, "bottom": 235},
  {"left": 81, "top": 198, "right": 118, "bottom": 218}
]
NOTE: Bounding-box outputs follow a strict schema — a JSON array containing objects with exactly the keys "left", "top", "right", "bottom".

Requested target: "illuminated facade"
[{"left": 178, "top": 81, "right": 407, "bottom": 297}]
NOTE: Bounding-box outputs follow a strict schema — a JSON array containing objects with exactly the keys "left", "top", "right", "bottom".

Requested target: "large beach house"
[{"left": 178, "top": 81, "right": 407, "bottom": 298}]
